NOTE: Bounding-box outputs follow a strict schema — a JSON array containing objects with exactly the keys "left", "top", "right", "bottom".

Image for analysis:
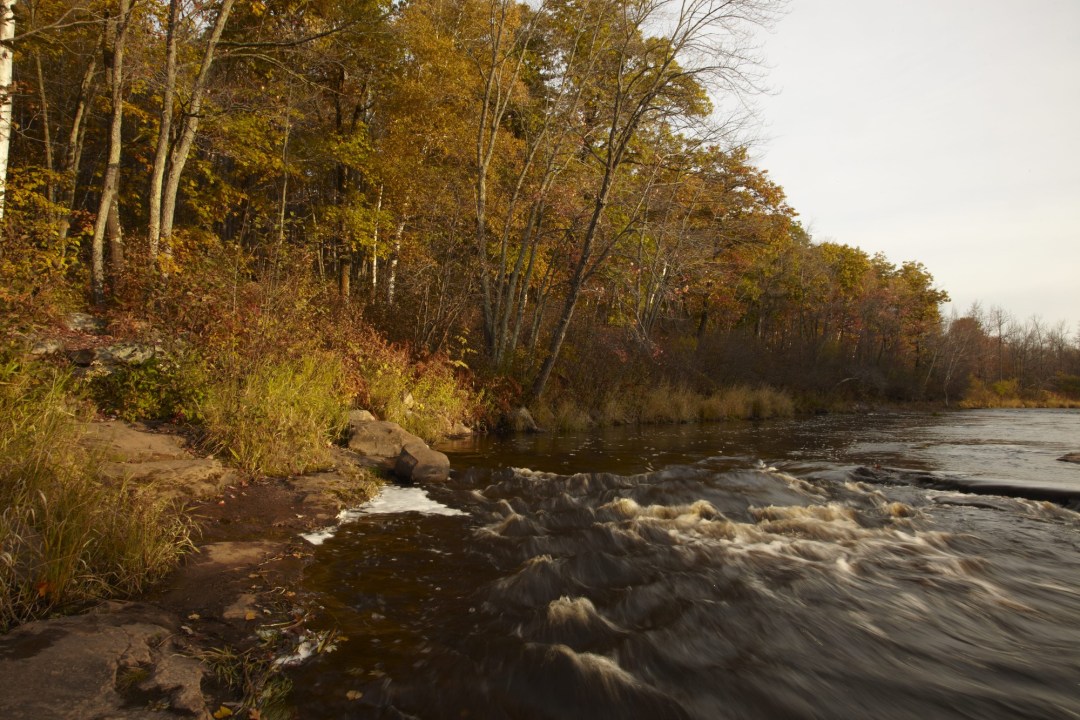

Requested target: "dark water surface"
[{"left": 288, "top": 410, "right": 1080, "bottom": 719}]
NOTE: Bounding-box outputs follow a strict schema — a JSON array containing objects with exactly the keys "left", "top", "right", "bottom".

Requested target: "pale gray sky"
[{"left": 756, "top": 0, "right": 1080, "bottom": 332}]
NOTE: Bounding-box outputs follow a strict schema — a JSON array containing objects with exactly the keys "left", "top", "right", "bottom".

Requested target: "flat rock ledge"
[
  {"left": 80, "top": 420, "right": 236, "bottom": 503},
  {"left": 346, "top": 411, "right": 451, "bottom": 483},
  {"left": 0, "top": 602, "right": 208, "bottom": 720}
]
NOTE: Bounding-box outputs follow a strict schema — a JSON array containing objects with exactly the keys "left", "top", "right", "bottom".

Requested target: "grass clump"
[
  {"left": 199, "top": 644, "right": 294, "bottom": 720},
  {"left": 350, "top": 330, "right": 476, "bottom": 442},
  {"left": 200, "top": 353, "right": 349, "bottom": 477},
  {"left": 0, "top": 355, "right": 194, "bottom": 631}
]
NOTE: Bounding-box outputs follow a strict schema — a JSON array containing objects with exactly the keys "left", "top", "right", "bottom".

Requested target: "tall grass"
[
  {"left": 961, "top": 378, "right": 1080, "bottom": 409},
  {"left": 350, "top": 331, "right": 476, "bottom": 442},
  {"left": 200, "top": 354, "right": 349, "bottom": 477},
  {"left": 0, "top": 357, "right": 193, "bottom": 631},
  {"left": 534, "top": 383, "right": 796, "bottom": 429}
]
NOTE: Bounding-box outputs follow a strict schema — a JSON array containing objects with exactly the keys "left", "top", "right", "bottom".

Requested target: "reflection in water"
[{"left": 288, "top": 410, "right": 1080, "bottom": 719}]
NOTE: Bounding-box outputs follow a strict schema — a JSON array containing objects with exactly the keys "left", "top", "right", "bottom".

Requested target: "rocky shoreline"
[{"left": 0, "top": 412, "right": 452, "bottom": 720}]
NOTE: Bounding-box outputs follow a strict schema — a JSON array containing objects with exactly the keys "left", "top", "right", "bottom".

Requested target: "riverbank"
[{"left": 0, "top": 410, "right": 460, "bottom": 719}]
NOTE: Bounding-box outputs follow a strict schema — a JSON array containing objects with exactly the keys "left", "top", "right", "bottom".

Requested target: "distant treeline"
[{"left": 2, "top": 0, "right": 1076, "bottom": 407}]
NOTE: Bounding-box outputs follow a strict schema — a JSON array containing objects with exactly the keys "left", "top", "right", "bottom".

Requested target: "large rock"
[
  {"left": 97, "top": 342, "right": 157, "bottom": 365},
  {"left": 347, "top": 419, "right": 419, "bottom": 458},
  {"left": 395, "top": 441, "right": 451, "bottom": 483},
  {"left": 65, "top": 312, "right": 107, "bottom": 334},
  {"left": 0, "top": 602, "right": 208, "bottom": 719},
  {"left": 506, "top": 406, "right": 540, "bottom": 433},
  {"left": 1059, "top": 453, "right": 1080, "bottom": 464},
  {"left": 347, "top": 416, "right": 451, "bottom": 483}
]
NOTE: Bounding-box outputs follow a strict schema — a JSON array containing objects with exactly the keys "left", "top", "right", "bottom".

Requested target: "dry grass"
[
  {"left": 0, "top": 356, "right": 194, "bottom": 631},
  {"left": 200, "top": 353, "right": 349, "bottom": 477},
  {"left": 532, "top": 383, "right": 796, "bottom": 430},
  {"left": 961, "top": 378, "right": 1080, "bottom": 409}
]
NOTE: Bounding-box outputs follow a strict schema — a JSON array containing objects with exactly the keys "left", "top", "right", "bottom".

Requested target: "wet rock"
[
  {"left": 396, "top": 441, "right": 451, "bottom": 483},
  {"left": 507, "top": 406, "right": 540, "bottom": 433},
  {"left": 448, "top": 420, "right": 473, "bottom": 438},
  {"left": 1059, "top": 453, "right": 1080, "bottom": 464},
  {"left": 0, "top": 602, "right": 207, "bottom": 720}
]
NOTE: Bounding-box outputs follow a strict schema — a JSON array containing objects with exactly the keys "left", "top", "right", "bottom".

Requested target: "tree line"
[{"left": 3, "top": 0, "right": 1077, "bottom": 406}]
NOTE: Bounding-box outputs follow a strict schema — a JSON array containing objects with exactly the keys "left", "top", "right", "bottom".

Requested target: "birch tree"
[
  {"left": 90, "top": 0, "right": 132, "bottom": 304},
  {"left": 528, "top": 0, "right": 780, "bottom": 400},
  {"left": 0, "top": 0, "right": 16, "bottom": 222}
]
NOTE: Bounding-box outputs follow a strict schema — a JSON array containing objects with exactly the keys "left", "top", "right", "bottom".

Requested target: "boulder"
[
  {"left": 30, "top": 338, "right": 64, "bottom": 356},
  {"left": 506, "top": 406, "right": 540, "bottom": 433},
  {"left": 447, "top": 420, "right": 473, "bottom": 438},
  {"left": 65, "top": 312, "right": 107, "bottom": 334},
  {"left": 350, "top": 408, "right": 378, "bottom": 423},
  {"left": 347, "top": 419, "right": 419, "bottom": 458},
  {"left": 395, "top": 441, "right": 451, "bottom": 483},
  {"left": 348, "top": 415, "right": 453, "bottom": 483},
  {"left": 1059, "top": 453, "right": 1080, "bottom": 464},
  {"left": 97, "top": 342, "right": 157, "bottom": 365}
]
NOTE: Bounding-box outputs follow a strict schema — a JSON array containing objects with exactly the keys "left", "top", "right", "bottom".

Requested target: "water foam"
[{"left": 301, "top": 485, "right": 465, "bottom": 545}]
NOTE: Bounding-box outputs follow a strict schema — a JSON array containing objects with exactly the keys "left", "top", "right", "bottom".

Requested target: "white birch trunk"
[{"left": 0, "top": 1, "right": 16, "bottom": 223}]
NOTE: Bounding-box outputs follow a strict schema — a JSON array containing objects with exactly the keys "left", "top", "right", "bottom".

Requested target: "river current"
[{"left": 287, "top": 409, "right": 1080, "bottom": 719}]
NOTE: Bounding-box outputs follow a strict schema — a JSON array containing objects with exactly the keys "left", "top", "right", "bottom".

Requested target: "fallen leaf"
[
  {"left": 346, "top": 690, "right": 363, "bottom": 701},
  {"left": 188, "top": 613, "right": 201, "bottom": 620},
  {"left": 213, "top": 706, "right": 234, "bottom": 719},
  {"left": 244, "top": 610, "right": 257, "bottom": 621}
]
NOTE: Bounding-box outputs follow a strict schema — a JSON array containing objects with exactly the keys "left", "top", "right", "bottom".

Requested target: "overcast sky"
[{"left": 754, "top": 0, "right": 1080, "bottom": 332}]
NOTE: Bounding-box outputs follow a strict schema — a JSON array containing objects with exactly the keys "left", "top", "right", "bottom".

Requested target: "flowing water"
[{"left": 287, "top": 409, "right": 1080, "bottom": 719}]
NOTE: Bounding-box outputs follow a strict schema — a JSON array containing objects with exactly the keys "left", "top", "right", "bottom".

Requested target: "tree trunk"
[
  {"left": 159, "top": 0, "right": 235, "bottom": 251},
  {"left": 0, "top": 0, "right": 16, "bottom": 223},
  {"left": 369, "top": 184, "right": 381, "bottom": 300},
  {"left": 33, "top": 52, "right": 55, "bottom": 207},
  {"left": 91, "top": 0, "right": 131, "bottom": 305},
  {"left": 147, "top": 0, "right": 180, "bottom": 259},
  {"left": 386, "top": 219, "right": 403, "bottom": 305},
  {"left": 338, "top": 256, "right": 351, "bottom": 303},
  {"left": 57, "top": 50, "right": 98, "bottom": 243},
  {"left": 107, "top": 198, "right": 123, "bottom": 284}
]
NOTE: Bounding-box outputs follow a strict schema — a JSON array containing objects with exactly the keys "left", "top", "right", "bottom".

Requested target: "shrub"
[
  {"left": 348, "top": 328, "right": 477, "bottom": 442},
  {"left": 0, "top": 356, "right": 193, "bottom": 631},
  {"left": 640, "top": 383, "right": 698, "bottom": 424},
  {"left": 200, "top": 354, "right": 349, "bottom": 477},
  {"left": 86, "top": 353, "right": 208, "bottom": 423}
]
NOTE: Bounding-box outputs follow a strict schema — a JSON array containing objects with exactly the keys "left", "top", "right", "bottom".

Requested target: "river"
[{"left": 286, "top": 409, "right": 1080, "bottom": 719}]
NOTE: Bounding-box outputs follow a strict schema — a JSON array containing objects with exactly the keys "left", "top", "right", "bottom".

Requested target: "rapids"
[{"left": 286, "top": 410, "right": 1080, "bottom": 719}]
